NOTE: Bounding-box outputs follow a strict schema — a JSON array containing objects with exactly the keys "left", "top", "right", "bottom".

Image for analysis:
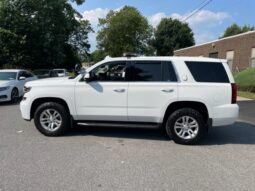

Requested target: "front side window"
[
  {"left": 18, "top": 71, "right": 26, "bottom": 79},
  {"left": 186, "top": 61, "right": 229, "bottom": 83},
  {"left": 133, "top": 61, "right": 162, "bottom": 81},
  {"left": 90, "top": 62, "right": 126, "bottom": 81},
  {"left": 163, "top": 62, "right": 178, "bottom": 82},
  {"left": 24, "top": 71, "right": 33, "bottom": 78}
]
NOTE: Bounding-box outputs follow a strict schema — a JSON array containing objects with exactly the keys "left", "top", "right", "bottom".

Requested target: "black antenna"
[{"left": 182, "top": 0, "right": 213, "bottom": 22}]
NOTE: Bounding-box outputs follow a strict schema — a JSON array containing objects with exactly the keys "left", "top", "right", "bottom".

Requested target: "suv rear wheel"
[
  {"left": 34, "top": 102, "right": 70, "bottom": 136},
  {"left": 165, "top": 108, "right": 206, "bottom": 145}
]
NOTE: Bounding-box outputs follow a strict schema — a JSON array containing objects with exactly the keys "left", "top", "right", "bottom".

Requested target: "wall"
[{"left": 174, "top": 31, "right": 255, "bottom": 71}]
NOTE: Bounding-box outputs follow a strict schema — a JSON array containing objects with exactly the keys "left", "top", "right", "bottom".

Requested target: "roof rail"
[
  {"left": 104, "top": 55, "right": 111, "bottom": 60},
  {"left": 123, "top": 53, "right": 138, "bottom": 57}
]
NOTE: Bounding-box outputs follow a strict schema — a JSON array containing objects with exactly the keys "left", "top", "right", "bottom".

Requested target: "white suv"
[{"left": 20, "top": 56, "right": 239, "bottom": 145}]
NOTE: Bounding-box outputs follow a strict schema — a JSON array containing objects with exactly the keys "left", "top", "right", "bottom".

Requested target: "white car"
[
  {"left": 0, "top": 69, "right": 37, "bottom": 102},
  {"left": 53, "top": 69, "right": 69, "bottom": 77},
  {"left": 20, "top": 56, "right": 239, "bottom": 145}
]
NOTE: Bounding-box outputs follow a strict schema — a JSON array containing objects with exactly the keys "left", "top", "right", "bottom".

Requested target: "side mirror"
[
  {"left": 84, "top": 73, "right": 91, "bottom": 81},
  {"left": 19, "top": 76, "right": 26, "bottom": 80}
]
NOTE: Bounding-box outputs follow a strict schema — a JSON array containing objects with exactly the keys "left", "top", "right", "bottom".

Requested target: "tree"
[
  {"left": 97, "top": 6, "right": 153, "bottom": 57},
  {"left": 0, "top": 28, "right": 19, "bottom": 68},
  {"left": 69, "top": 20, "right": 93, "bottom": 62},
  {"left": 152, "top": 18, "right": 195, "bottom": 56},
  {"left": 0, "top": 0, "right": 92, "bottom": 69},
  {"left": 91, "top": 50, "right": 107, "bottom": 63},
  {"left": 221, "top": 23, "right": 255, "bottom": 38}
]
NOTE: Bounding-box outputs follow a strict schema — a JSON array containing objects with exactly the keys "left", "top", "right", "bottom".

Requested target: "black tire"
[
  {"left": 165, "top": 108, "right": 207, "bottom": 145},
  {"left": 11, "top": 88, "right": 19, "bottom": 103},
  {"left": 34, "top": 102, "right": 70, "bottom": 136}
]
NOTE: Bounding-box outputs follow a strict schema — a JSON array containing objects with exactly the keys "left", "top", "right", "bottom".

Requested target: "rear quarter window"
[{"left": 185, "top": 61, "right": 229, "bottom": 83}]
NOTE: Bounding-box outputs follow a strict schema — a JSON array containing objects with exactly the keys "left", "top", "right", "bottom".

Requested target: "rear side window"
[
  {"left": 163, "top": 62, "right": 177, "bottom": 82},
  {"left": 133, "top": 61, "right": 161, "bottom": 81},
  {"left": 185, "top": 61, "right": 229, "bottom": 83}
]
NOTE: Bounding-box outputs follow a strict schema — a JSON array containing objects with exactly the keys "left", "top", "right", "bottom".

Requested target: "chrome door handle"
[
  {"left": 113, "top": 89, "right": 126, "bottom": 93},
  {"left": 161, "top": 89, "right": 174, "bottom": 93}
]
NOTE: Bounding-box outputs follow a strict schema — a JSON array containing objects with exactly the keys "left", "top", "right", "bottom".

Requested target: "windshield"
[
  {"left": 0, "top": 72, "right": 17, "bottom": 81},
  {"left": 34, "top": 70, "right": 50, "bottom": 75}
]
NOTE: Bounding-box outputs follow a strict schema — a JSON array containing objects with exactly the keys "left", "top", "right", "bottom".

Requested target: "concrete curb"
[{"left": 237, "top": 96, "right": 253, "bottom": 101}]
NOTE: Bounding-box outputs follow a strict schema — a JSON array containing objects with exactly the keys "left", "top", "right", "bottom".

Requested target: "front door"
[{"left": 75, "top": 61, "right": 128, "bottom": 121}]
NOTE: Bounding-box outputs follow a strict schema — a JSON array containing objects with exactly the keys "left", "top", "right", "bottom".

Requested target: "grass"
[{"left": 238, "top": 91, "right": 255, "bottom": 100}]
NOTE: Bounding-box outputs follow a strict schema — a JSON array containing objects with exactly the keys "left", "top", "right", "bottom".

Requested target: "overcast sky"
[{"left": 71, "top": 0, "right": 254, "bottom": 51}]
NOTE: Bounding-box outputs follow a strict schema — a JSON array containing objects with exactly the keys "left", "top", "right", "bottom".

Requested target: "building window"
[
  {"left": 226, "top": 50, "right": 234, "bottom": 70},
  {"left": 209, "top": 52, "right": 218, "bottom": 58},
  {"left": 251, "top": 48, "right": 255, "bottom": 68}
]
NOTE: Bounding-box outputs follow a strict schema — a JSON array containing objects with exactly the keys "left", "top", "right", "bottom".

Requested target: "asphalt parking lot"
[{"left": 0, "top": 101, "right": 255, "bottom": 191}]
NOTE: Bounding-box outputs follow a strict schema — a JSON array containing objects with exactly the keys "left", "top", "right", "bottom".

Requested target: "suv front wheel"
[
  {"left": 165, "top": 108, "right": 207, "bottom": 145},
  {"left": 34, "top": 102, "right": 70, "bottom": 136}
]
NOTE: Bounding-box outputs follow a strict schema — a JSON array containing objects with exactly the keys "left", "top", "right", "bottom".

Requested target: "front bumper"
[
  {"left": 0, "top": 89, "right": 11, "bottom": 102},
  {"left": 212, "top": 104, "right": 239, "bottom": 126},
  {"left": 20, "top": 97, "right": 31, "bottom": 120}
]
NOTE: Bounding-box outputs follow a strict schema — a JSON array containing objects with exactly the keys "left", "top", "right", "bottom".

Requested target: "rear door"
[{"left": 128, "top": 61, "right": 178, "bottom": 123}]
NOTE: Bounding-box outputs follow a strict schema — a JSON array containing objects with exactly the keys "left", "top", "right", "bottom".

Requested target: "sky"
[{"left": 71, "top": 0, "right": 255, "bottom": 51}]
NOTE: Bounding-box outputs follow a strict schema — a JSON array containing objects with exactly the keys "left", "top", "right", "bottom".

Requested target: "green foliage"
[
  {"left": 238, "top": 91, "right": 255, "bottom": 100},
  {"left": 62, "top": 44, "right": 81, "bottom": 70},
  {"left": 235, "top": 68, "right": 255, "bottom": 92},
  {"left": 153, "top": 18, "right": 195, "bottom": 56},
  {"left": 91, "top": 50, "right": 107, "bottom": 63},
  {"left": 69, "top": 20, "right": 93, "bottom": 61},
  {"left": 0, "top": 28, "right": 19, "bottom": 68},
  {"left": 221, "top": 23, "right": 255, "bottom": 38},
  {"left": 97, "top": 6, "right": 153, "bottom": 57},
  {"left": 70, "top": 0, "right": 85, "bottom": 5},
  {"left": 0, "top": 0, "right": 91, "bottom": 69}
]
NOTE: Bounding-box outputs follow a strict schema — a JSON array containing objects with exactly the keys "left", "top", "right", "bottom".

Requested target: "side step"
[{"left": 77, "top": 121, "right": 161, "bottom": 129}]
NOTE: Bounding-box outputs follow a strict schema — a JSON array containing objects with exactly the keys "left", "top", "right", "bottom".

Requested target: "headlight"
[
  {"left": 24, "top": 86, "right": 32, "bottom": 93},
  {"left": 0, "top": 86, "right": 10, "bottom": 91}
]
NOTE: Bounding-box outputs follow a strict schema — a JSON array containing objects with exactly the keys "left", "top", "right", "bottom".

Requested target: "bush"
[{"left": 235, "top": 68, "right": 255, "bottom": 92}]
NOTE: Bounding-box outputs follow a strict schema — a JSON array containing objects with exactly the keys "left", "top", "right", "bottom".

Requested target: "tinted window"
[
  {"left": 50, "top": 71, "right": 58, "bottom": 77},
  {"left": 134, "top": 61, "right": 162, "bottom": 81},
  {"left": 34, "top": 70, "right": 50, "bottom": 75},
  {"left": 186, "top": 61, "right": 229, "bottom": 83},
  {"left": 91, "top": 62, "right": 126, "bottom": 81},
  {"left": 18, "top": 71, "right": 26, "bottom": 79},
  {"left": 24, "top": 71, "right": 33, "bottom": 78},
  {"left": 163, "top": 62, "right": 177, "bottom": 82}
]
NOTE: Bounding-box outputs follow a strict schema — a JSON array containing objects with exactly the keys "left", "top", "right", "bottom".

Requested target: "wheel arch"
[
  {"left": 162, "top": 101, "right": 210, "bottom": 125},
  {"left": 30, "top": 97, "right": 71, "bottom": 119}
]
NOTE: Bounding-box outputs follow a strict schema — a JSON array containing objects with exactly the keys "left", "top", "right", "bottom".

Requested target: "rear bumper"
[{"left": 212, "top": 104, "right": 239, "bottom": 126}]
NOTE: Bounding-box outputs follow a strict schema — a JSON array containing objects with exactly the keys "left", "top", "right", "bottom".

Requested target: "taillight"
[{"left": 231, "top": 83, "right": 237, "bottom": 104}]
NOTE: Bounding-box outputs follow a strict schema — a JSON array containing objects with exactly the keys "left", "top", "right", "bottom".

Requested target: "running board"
[{"left": 77, "top": 121, "right": 161, "bottom": 129}]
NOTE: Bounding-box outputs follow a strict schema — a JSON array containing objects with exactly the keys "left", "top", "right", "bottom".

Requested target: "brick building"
[{"left": 174, "top": 31, "right": 255, "bottom": 72}]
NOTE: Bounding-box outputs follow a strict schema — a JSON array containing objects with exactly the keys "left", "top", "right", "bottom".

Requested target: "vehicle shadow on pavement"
[
  {"left": 201, "top": 121, "right": 255, "bottom": 145},
  {"left": 68, "top": 126, "right": 169, "bottom": 141},
  {"left": 67, "top": 121, "right": 255, "bottom": 144},
  {"left": 0, "top": 100, "right": 21, "bottom": 106}
]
